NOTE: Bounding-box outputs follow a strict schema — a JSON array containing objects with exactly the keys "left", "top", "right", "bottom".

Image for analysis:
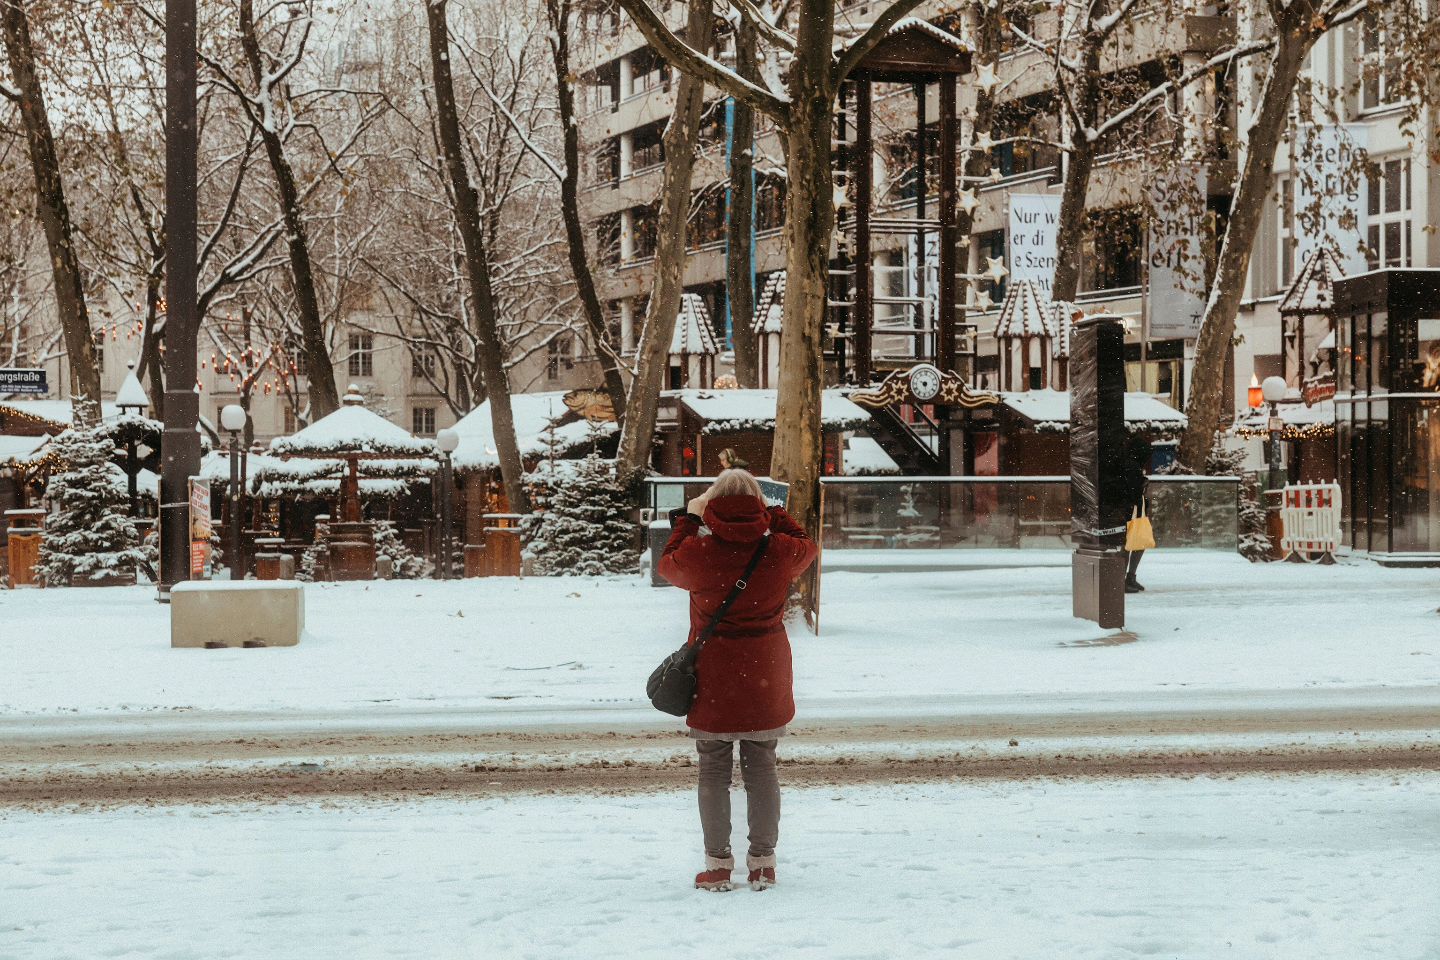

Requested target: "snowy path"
[
  {"left": 4, "top": 774, "right": 1439, "bottom": 959},
  {"left": 1, "top": 556, "right": 1436, "bottom": 723}
]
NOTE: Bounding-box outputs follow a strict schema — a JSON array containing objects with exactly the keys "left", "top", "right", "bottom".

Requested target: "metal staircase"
[{"left": 865, "top": 404, "right": 944, "bottom": 475}]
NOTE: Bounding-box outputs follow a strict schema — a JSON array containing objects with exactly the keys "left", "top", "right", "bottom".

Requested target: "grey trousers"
[{"left": 696, "top": 738, "right": 780, "bottom": 860}]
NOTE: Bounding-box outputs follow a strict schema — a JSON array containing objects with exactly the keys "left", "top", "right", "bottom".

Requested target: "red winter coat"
[{"left": 658, "top": 495, "right": 819, "bottom": 735}]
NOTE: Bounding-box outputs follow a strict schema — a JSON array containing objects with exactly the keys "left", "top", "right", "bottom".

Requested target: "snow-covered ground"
[
  {"left": 4, "top": 773, "right": 1438, "bottom": 959},
  {"left": 0, "top": 554, "right": 1436, "bottom": 719}
]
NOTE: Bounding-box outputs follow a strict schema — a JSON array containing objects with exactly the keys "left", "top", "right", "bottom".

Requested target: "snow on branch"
[
  {"left": 726, "top": 0, "right": 796, "bottom": 52},
  {"left": 478, "top": 78, "right": 564, "bottom": 181},
  {"left": 0, "top": 78, "right": 18, "bottom": 102},
  {"left": 615, "top": 0, "right": 789, "bottom": 118}
]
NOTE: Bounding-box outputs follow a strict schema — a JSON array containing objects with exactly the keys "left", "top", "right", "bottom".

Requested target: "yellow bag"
[{"left": 1125, "top": 503, "right": 1156, "bottom": 552}]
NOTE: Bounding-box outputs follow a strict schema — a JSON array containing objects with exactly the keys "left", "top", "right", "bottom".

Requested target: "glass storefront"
[{"left": 1336, "top": 270, "right": 1440, "bottom": 556}]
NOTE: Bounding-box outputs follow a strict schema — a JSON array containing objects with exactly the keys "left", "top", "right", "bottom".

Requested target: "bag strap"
[{"left": 694, "top": 537, "right": 770, "bottom": 652}]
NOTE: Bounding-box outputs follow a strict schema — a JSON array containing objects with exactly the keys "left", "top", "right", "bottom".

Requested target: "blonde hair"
[{"left": 708, "top": 468, "right": 764, "bottom": 501}]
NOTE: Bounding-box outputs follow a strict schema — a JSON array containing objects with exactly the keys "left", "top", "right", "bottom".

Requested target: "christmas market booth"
[
  {"left": 449, "top": 390, "right": 618, "bottom": 573},
  {"left": 264, "top": 389, "right": 437, "bottom": 580},
  {"left": 1334, "top": 268, "right": 1440, "bottom": 561},
  {"left": 656, "top": 388, "right": 872, "bottom": 477}
]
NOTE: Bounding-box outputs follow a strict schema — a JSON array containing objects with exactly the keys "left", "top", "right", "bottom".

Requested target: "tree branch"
[
  {"left": 726, "top": 0, "right": 795, "bottom": 52},
  {"left": 616, "top": 0, "right": 789, "bottom": 118}
]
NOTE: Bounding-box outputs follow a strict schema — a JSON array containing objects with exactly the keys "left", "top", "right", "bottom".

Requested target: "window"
[
  {"left": 1360, "top": 12, "right": 1404, "bottom": 111},
  {"left": 687, "top": 188, "right": 726, "bottom": 251},
  {"left": 283, "top": 406, "right": 298, "bottom": 435},
  {"left": 1366, "top": 157, "right": 1411, "bottom": 269},
  {"left": 596, "top": 213, "right": 622, "bottom": 265},
  {"left": 756, "top": 173, "right": 786, "bottom": 232},
  {"left": 546, "top": 337, "right": 573, "bottom": 381},
  {"left": 348, "top": 333, "right": 373, "bottom": 378},
  {"left": 977, "top": 230, "right": 1006, "bottom": 302},
  {"left": 92, "top": 329, "right": 105, "bottom": 372},
  {"left": 630, "top": 121, "right": 666, "bottom": 173},
  {"left": 411, "top": 406, "right": 435, "bottom": 436},
  {"left": 594, "top": 138, "right": 620, "bottom": 186},
  {"left": 410, "top": 347, "right": 437, "bottom": 380},
  {"left": 1083, "top": 209, "right": 1143, "bottom": 292},
  {"left": 629, "top": 204, "right": 658, "bottom": 261},
  {"left": 1276, "top": 175, "right": 1296, "bottom": 290}
]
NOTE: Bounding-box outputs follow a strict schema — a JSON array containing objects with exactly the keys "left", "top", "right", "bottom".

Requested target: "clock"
[{"left": 908, "top": 365, "right": 942, "bottom": 402}]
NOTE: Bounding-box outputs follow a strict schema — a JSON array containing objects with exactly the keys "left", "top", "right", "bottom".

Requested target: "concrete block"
[
  {"left": 171, "top": 581, "right": 305, "bottom": 648},
  {"left": 279, "top": 554, "right": 296, "bottom": 580},
  {"left": 376, "top": 556, "right": 393, "bottom": 580}
]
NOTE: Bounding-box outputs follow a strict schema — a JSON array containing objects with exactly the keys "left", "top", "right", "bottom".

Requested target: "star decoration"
[
  {"left": 832, "top": 182, "right": 849, "bottom": 210},
  {"left": 988, "top": 167, "right": 1003, "bottom": 183},
  {"left": 985, "top": 256, "right": 1008, "bottom": 283},
  {"left": 959, "top": 188, "right": 979, "bottom": 216},
  {"left": 973, "top": 131, "right": 994, "bottom": 151},
  {"left": 975, "top": 61, "right": 997, "bottom": 92},
  {"left": 972, "top": 288, "right": 994, "bottom": 310}
]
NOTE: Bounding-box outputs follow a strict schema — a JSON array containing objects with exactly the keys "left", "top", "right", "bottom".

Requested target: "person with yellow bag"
[{"left": 1123, "top": 436, "right": 1155, "bottom": 593}]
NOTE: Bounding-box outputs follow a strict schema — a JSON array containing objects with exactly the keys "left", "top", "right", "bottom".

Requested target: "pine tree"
[
  {"left": 523, "top": 453, "right": 639, "bottom": 576},
  {"left": 372, "top": 520, "right": 429, "bottom": 578},
  {"left": 35, "top": 427, "right": 148, "bottom": 586},
  {"left": 298, "top": 517, "right": 331, "bottom": 582},
  {"left": 1206, "top": 444, "right": 1273, "bottom": 562}
]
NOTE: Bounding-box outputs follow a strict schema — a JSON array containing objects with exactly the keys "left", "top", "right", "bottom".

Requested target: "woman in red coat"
[{"left": 658, "top": 469, "right": 819, "bottom": 893}]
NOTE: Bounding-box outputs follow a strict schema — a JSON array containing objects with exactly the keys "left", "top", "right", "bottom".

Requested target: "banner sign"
[
  {"left": 1146, "top": 164, "right": 1209, "bottom": 340},
  {"left": 1293, "top": 124, "right": 1369, "bottom": 275},
  {"left": 0, "top": 368, "right": 48, "bottom": 395},
  {"left": 188, "top": 477, "right": 212, "bottom": 578},
  {"left": 1008, "top": 195, "right": 1062, "bottom": 300}
]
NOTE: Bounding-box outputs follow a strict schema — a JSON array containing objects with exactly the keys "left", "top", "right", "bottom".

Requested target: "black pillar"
[
  {"left": 1070, "top": 314, "right": 1127, "bottom": 628},
  {"left": 160, "top": 0, "right": 201, "bottom": 597}
]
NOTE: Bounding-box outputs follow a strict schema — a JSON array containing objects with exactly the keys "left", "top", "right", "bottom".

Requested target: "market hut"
[
  {"left": 658, "top": 388, "right": 872, "bottom": 477},
  {"left": 987, "top": 390, "right": 1188, "bottom": 475},
  {"left": 268, "top": 388, "right": 436, "bottom": 579},
  {"left": 669, "top": 293, "right": 721, "bottom": 390}
]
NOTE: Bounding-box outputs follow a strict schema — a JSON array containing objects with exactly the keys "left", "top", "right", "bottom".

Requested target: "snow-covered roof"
[
  {"left": 115, "top": 365, "right": 150, "bottom": 411},
  {"left": 1232, "top": 400, "right": 1336, "bottom": 438},
  {"left": 1051, "top": 302, "right": 1078, "bottom": 358},
  {"left": 999, "top": 390, "right": 1188, "bottom": 435},
  {"left": 675, "top": 388, "right": 871, "bottom": 434},
  {"left": 0, "top": 400, "right": 122, "bottom": 429},
  {"left": 843, "top": 435, "right": 900, "bottom": 476},
  {"left": 0, "top": 434, "right": 49, "bottom": 466},
  {"left": 450, "top": 391, "right": 615, "bottom": 472},
  {"left": 835, "top": 17, "right": 972, "bottom": 56},
  {"left": 1279, "top": 246, "right": 1346, "bottom": 315},
  {"left": 994, "top": 281, "right": 1053, "bottom": 339},
  {"left": 753, "top": 272, "right": 785, "bottom": 335},
  {"left": 671, "top": 294, "right": 720, "bottom": 356},
  {"left": 270, "top": 397, "right": 435, "bottom": 458}
]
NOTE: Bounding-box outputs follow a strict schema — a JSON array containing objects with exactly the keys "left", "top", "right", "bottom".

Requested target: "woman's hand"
[{"left": 686, "top": 493, "right": 709, "bottom": 518}]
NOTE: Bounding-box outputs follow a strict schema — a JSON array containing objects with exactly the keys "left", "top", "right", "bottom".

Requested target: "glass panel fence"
[{"left": 646, "top": 476, "right": 1240, "bottom": 551}]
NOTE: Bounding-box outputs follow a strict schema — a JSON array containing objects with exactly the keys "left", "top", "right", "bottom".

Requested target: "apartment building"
[{"left": 574, "top": 0, "right": 1438, "bottom": 425}]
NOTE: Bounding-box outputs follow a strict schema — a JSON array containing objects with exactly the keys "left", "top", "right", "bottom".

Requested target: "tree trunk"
[
  {"left": 546, "top": 0, "right": 628, "bottom": 416},
  {"left": 770, "top": 0, "right": 836, "bottom": 620},
  {"left": 425, "top": 0, "right": 530, "bottom": 514},
  {"left": 1177, "top": 28, "right": 1312, "bottom": 470},
  {"left": 238, "top": 0, "right": 340, "bottom": 422},
  {"left": 1, "top": 0, "right": 102, "bottom": 426},
  {"left": 727, "top": 18, "right": 759, "bottom": 388},
  {"left": 1050, "top": 40, "right": 1101, "bottom": 303},
  {"left": 615, "top": 0, "right": 715, "bottom": 484}
]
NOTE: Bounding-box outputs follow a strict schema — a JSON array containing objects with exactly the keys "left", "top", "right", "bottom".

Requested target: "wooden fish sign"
[{"left": 563, "top": 387, "right": 618, "bottom": 423}]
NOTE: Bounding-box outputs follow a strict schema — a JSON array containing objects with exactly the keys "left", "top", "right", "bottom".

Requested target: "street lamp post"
[
  {"left": 116, "top": 362, "right": 150, "bottom": 516},
  {"left": 436, "top": 428, "right": 459, "bottom": 580},
  {"left": 1260, "top": 374, "right": 1288, "bottom": 558},
  {"left": 221, "top": 404, "right": 247, "bottom": 580}
]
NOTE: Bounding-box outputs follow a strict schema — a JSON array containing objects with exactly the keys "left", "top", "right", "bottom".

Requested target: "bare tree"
[
  {"left": 1, "top": 0, "right": 102, "bottom": 424},
  {"left": 1177, "top": 0, "right": 1376, "bottom": 469},
  {"left": 424, "top": 0, "right": 530, "bottom": 513},
  {"left": 614, "top": 0, "right": 716, "bottom": 485},
  {"left": 726, "top": 15, "right": 760, "bottom": 388}
]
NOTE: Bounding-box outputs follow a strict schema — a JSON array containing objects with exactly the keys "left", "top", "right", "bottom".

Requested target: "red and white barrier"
[{"left": 1280, "top": 483, "right": 1342, "bottom": 561}]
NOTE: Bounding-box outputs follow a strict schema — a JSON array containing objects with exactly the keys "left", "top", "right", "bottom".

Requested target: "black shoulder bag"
[{"left": 646, "top": 536, "right": 770, "bottom": 717}]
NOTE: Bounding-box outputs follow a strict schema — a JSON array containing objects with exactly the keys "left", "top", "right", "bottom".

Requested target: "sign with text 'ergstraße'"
[{"left": 0, "top": 368, "right": 48, "bottom": 395}]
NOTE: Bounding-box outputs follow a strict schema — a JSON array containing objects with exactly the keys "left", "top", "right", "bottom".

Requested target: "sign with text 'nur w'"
[{"left": 1008, "top": 195, "right": 1062, "bottom": 300}]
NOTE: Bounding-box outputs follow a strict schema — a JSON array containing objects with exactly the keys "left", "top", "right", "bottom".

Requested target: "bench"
[{"left": 170, "top": 581, "right": 305, "bottom": 648}]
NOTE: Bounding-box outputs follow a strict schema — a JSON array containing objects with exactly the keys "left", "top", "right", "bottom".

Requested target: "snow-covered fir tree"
[
  {"left": 1206, "top": 445, "right": 1273, "bottom": 562},
  {"left": 373, "top": 520, "right": 429, "bottom": 578},
  {"left": 35, "top": 427, "right": 149, "bottom": 586},
  {"left": 298, "top": 517, "right": 331, "bottom": 581},
  {"left": 523, "top": 452, "right": 638, "bottom": 576}
]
